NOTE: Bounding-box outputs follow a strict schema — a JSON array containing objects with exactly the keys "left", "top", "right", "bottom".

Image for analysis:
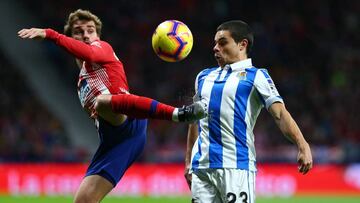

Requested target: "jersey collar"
[
  {"left": 228, "top": 58, "right": 253, "bottom": 71},
  {"left": 217, "top": 58, "right": 253, "bottom": 71}
]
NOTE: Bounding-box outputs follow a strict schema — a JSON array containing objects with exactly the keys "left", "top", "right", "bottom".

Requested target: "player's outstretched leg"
[{"left": 94, "top": 94, "right": 207, "bottom": 123}]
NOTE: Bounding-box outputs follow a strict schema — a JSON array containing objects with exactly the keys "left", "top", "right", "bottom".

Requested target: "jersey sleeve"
[
  {"left": 45, "top": 29, "right": 113, "bottom": 63},
  {"left": 254, "top": 69, "right": 284, "bottom": 109}
]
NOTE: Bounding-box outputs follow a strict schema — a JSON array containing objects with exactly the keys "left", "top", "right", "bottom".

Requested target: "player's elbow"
[
  {"left": 269, "top": 102, "right": 286, "bottom": 121},
  {"left": 89, "top": 52, "right": 99, "bottom": 62}
]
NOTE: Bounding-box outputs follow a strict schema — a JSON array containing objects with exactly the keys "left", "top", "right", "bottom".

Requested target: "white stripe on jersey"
[
  {"left": 191, "top": 58, "right": 283, "bottom": 172},
  {"left": 78, "top": 63, "right": 111, "bottom": 110}
]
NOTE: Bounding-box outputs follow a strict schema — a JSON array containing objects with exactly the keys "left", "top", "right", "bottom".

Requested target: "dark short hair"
[
  {"left": 217, "top": 20, "right": 254, "bottom": 55},
  {"left": 64, "top": 9, "right": 102, "bottom": 37}
]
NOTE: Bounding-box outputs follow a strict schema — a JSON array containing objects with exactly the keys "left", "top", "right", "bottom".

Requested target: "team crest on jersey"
[{"left": 237, "top": 71, "right": 247, "bottom": 81}]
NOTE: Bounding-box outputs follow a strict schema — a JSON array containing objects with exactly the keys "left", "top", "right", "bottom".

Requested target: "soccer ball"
[{"left": 152, "top": 20, "right": 193, "bottom": 62}]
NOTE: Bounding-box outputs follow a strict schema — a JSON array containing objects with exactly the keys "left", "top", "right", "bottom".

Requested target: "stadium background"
[{"left": 0, "top": 0, "right": 359, "bottom": 202}]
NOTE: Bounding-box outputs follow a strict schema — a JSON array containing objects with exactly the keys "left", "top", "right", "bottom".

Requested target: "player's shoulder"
[
  {"left": 256, "top": 67, "right": 272, "bottom": 79},
  {"left": 194, "top": 66, "right": 217, "bottom": 86},
  {"left": 245, "top": 65, "right": 271, "bottom": 77},
  {"left": 195, "top": 66, "right": 217, "bottom": 82},
  {"left": 197, "top": 66, "right": 218, "bottom": 77}
]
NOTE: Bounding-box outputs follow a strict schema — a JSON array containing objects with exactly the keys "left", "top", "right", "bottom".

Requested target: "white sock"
[{"left": 172, "top": 108, "right": 179, "bottom": 122}]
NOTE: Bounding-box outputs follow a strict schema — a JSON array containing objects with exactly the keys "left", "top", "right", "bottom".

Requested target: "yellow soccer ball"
[{"left": 152, "top": 20, "right": 193, "bottom": 62}]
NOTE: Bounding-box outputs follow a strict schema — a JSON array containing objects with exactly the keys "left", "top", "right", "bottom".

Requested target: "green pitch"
[{"left": 0, "top": 195, "right": 359, "bottom": 203}]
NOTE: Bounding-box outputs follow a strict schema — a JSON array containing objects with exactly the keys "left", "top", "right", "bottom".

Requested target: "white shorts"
[{"left": 191, "top": 168, "right": 256, "bottom": 203}]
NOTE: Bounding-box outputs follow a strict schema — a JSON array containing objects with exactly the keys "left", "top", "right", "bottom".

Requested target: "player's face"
[
  {"left": 213, "top": 30, "right": 244, "bottom": 67},
  {"left": 71, "top": 20, "right": 99, "bottom": 44}
]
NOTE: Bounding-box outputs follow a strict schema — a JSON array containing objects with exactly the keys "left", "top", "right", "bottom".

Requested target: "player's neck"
[{"left": 76, "top": 59, "right": 83, "bottom": 69}]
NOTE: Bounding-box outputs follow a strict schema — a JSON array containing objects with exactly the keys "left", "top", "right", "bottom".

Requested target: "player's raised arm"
[
  {"left": 268, "top": 102, "right": 313, "bottom": 174},
  {"left": 18, "top": 27, "right": 110, "bottom": 63},
  {"left": 18, "top": 28, "right": 46, "bottom": 40},
  {"left": 45, "top": 28, "right": 111, "bottom": 63}
]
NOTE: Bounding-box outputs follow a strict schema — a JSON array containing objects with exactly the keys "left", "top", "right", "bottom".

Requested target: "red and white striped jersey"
[{"left": 45, "top": 29, "right": 129, "bottom": 112}]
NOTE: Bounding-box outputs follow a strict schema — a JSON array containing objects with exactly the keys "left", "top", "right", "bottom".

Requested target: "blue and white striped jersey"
[{"left": 191, "top": 59, "right": 283, "bottom": 172}]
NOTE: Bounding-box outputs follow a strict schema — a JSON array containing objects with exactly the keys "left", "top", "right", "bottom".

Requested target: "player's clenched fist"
[{"left": 18, "top": 28, "right": 46, "bottom": 39}]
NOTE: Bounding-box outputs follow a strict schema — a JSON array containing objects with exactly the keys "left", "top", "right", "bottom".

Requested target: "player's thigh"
[
  {"left": 220, "top": 169, "right": 256, "bottom": 203},
  {"left": 74, "top": 174, "right": 113, "bottom": 203},
  {"left": 191, "top": 170, "right": 222, "bottom": 203}
]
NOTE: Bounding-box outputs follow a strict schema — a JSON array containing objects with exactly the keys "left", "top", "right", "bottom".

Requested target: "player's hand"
[
  {"left": 297, "top": 143, "right": 313, "bottom": 175},
  {"left": 184, "top": 167, "right": 192, "bottom": 190},
  {"left": 18, "top": 28, "right": 46, "bottom": 40}
]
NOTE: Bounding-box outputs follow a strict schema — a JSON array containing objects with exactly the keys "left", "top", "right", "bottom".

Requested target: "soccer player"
[
  {"left": 18, "top": 9, "right": 206, "bottom": 203},
  {"left": 184, "top": 20, "right": 313, "bottom": 203}
]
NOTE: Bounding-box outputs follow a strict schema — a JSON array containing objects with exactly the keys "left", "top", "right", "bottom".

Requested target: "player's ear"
[{"left": 238, "top": 39, "right": 248, "bottom": 52}]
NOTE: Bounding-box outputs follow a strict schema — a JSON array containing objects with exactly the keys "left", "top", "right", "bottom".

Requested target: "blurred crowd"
[
  {"left": 0, "top": 53, "right": 89, "bottom": 162},
  {"left": 1, "top": 0, "right": 359, "bottom": 163}
]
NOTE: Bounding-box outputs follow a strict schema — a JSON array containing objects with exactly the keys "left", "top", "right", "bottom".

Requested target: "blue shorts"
[{"left": 85, "top": 117, "right": 147, "bottom": 187}]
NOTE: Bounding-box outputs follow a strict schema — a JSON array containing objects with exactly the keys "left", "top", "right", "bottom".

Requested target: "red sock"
[{"left": 111, "top": 94, "right": 175, "bottom": 120}]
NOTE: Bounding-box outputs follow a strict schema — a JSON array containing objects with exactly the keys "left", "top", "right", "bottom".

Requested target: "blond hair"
[{"left": 64, "top": 9, "right": 102, "bottom": 37}]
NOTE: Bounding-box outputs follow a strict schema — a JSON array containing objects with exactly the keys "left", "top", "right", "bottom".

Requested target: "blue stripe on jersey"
[
  {"left": 234, "top": 68, "right": 257, "bottom": 169},
  {"left": 260, "top": 69, "right": 270, "bottom": 78},
  {"left": 192, "top": 68, "right": 215, "bottom": 169},
  {"left": 208, "top": 68, "right": 232, "bottom": 168}
]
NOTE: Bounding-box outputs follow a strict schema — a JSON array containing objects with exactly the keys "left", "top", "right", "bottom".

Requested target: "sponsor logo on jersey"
[{"left": 78, "top": 80, "right": 90, "bottom": 107}]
